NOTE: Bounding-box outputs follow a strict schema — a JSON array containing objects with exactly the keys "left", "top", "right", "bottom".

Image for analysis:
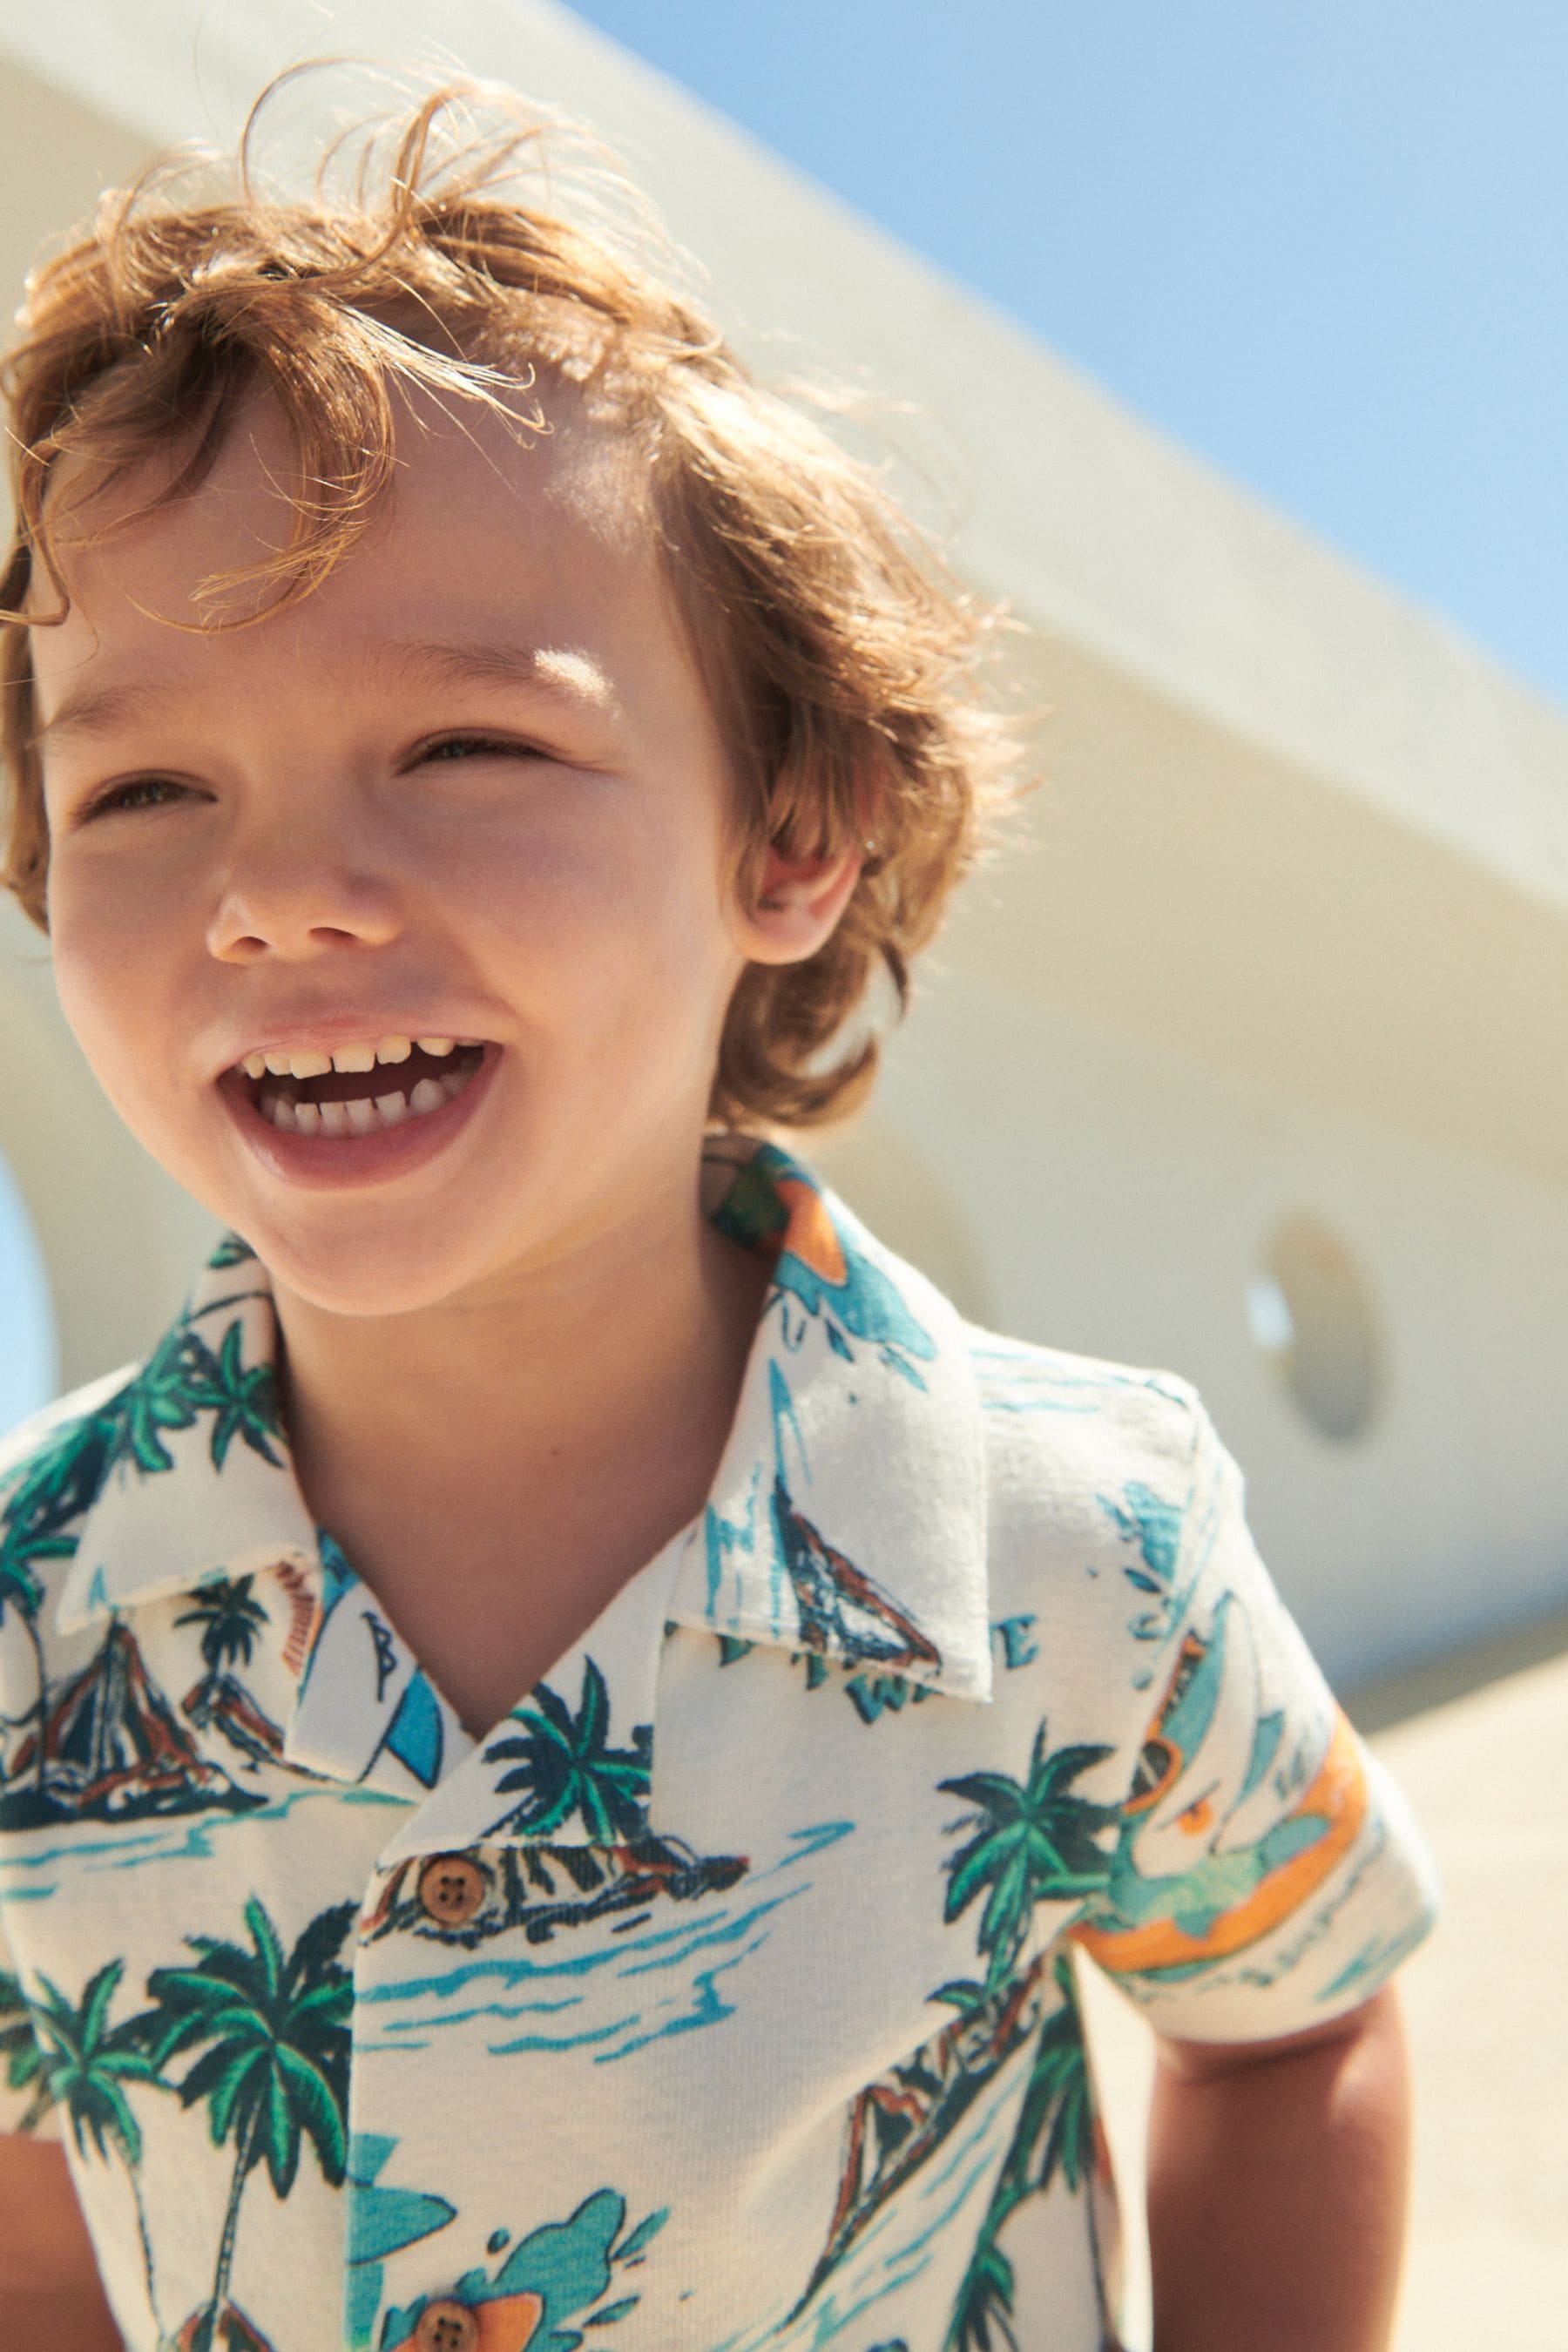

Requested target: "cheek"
[
  {"left": 47, "top": 865, "right": 181, "bottom": 1098},
  {"left": 457, "top": 808, "right": 734, "bottom": 1012}
]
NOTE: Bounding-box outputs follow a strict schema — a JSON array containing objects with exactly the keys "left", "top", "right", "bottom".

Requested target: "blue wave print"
[
  {"left": 355, "top": 1821, "right": 855, "bottom": 2066},
  {"left": 0, "top": 1780, "right": 402, "bottom": 1903},
  {"left": 360, "top": 1882, "right": 809, "bottom": 2063}
]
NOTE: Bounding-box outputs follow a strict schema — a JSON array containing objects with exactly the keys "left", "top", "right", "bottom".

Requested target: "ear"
[{"left": 733, "top": 841, "right": 863, "bottom": 966}]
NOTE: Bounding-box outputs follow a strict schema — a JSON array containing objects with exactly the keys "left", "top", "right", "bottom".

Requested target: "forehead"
[{"left": 27, "top": 372, "right": 664, "bottom": 716}]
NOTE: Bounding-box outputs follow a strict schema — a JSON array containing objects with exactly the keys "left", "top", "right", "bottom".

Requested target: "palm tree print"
[
  {"left": 0, "top": 1281, "right": 283, "bottom": 1809},
  {"left": 174, "top": 1576, "right": 285, "bottom": 1774},
  {"left": 0, "top": 1283, "right": 283, "bottom": 1597},
  {"left": 176, "top": 1579, "right": 271, "bottom": 1690},
  {"left": 1, "top": 1957, "right": 167, "bottom": 2339},
  {"left": 128, "top": 1896, "right": 354, "bottom": 2352},
  {"left": 0, "top": 1548, "right": 53, "bottom": 1798},
  {"left": 932, "top": 1727, "right": 1124, "bottom": 2350},
  {"left": 0, "top": 1962, "right": 56, "bottom": 2130},
  {"left": 938, "top": 1724, "right": 1120, "bottom": 1997},
  {"left": 481, "top": 1659, "right": 652, "bottom": 1843},
  {"left": 798, "top": 1722, "right": 1123, "bottom": 2322},
  {"left": 944, "top": 1956, "right": 1105, "bottom": 2352}
]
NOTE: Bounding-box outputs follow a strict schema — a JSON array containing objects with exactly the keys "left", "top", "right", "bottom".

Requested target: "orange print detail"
[
  {"left": 474, "top": 2294, "right": 544, "bottom": 2351},
  {"left": 273, "top": 1558, "right": 322, "bottom": 1681},
  {"left": 1075, "top": 1709, "right": 1369, "bottom": 1977},
  {"left": 775, "top": 1178, "right": 848, "bottom": 1288},
  {"left": 1178, "top": 1797, "right": 1213, "bottom": 1835}
]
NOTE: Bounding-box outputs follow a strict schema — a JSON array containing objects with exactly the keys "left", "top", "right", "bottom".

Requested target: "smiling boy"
[{"left": 0, "top": 75, "right": 1436, "bottom": 2352}]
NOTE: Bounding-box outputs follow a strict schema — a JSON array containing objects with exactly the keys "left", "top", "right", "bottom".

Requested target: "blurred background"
[{"left": 0, "top": 4, "right": 1561, "bottom": 2343}]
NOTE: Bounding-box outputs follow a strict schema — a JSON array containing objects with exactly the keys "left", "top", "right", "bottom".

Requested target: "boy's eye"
[
  {"left": 416, "top": 733, "right": 544, "bottom": 766},
  {"left": 73, "top": 736, "right": 545, "bottom": 819},
  {"left": 81, "top": 776, "right": 193, "bottom": 820}
]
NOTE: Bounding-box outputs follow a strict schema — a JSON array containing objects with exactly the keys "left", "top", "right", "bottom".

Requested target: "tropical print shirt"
[{"left": 0, "top": 1134, "right": 1437, "bottom": 2352}]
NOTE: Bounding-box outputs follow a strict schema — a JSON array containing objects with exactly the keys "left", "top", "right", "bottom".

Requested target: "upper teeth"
[{"left": 242, "top": 1037, "right": 461, "bottom": 1082}]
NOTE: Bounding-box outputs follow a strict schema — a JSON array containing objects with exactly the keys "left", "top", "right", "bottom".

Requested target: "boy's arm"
[
  {"left": 0, "top": 2134, "right": 124, "bottom": 2349},
  {"left": 1146, "top": 1983, "right": 1412, "bottom": 2352}
]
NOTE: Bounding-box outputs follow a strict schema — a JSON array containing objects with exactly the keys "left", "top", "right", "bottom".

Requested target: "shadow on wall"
[{"left": 1345, "top": 1602, "right": 1568, "bottom": 1734}]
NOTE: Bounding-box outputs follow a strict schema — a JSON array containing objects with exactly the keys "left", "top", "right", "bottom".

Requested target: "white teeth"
[
  {"left": 416, "top": 1037, "right": 456, "bottom": 1057},
  {"left": 251, "top": 1044, "right": 480, "bottom": 1142},
  {"left": 245, "top": 1040, "right": 426, "bottom": 1082}
]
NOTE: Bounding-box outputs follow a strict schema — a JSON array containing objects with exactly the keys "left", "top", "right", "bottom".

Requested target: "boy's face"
[{"left": 30, "top": 381, "right": 788, "bottom": 1316}]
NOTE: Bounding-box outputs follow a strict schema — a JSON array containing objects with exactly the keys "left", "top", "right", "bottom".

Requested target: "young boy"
[{"left": 0, "top": 71, "right": 1436, "bottom": 2352}]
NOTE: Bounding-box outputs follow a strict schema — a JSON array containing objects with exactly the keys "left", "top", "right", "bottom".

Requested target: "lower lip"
[{"left": 216, "top": 1046, "right": 502, "bottom": 1192}]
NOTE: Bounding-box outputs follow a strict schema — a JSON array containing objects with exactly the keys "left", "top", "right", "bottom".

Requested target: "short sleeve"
[
  {"left": 0, "top": 1905, "right": 63, "bottom": 2139},
  {"left": 1071, "top": 1396, "right": 1440, "bottom": 2042}
]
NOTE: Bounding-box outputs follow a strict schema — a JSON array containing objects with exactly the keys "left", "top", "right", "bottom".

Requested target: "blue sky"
[{"left": 564, "top": 2, "right": 1568, "bottom": 706}]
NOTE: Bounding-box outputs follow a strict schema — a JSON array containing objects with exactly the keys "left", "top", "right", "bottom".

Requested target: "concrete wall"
[{"left": 3, "top": 3, "right": 1567, "bottom": 1693}]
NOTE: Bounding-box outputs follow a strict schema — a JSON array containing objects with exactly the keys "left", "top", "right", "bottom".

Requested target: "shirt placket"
[{"left": 334, "top": 1527, "right": 690, "bottom": 2352}]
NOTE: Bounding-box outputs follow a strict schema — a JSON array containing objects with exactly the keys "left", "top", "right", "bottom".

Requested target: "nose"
[{"left": 205, "top": 807, "right": 403, "bottom": 963}]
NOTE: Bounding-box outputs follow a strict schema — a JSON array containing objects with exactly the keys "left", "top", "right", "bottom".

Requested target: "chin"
[{"left": 234, "top": 1207, "right": 507, "bottom": 1321}]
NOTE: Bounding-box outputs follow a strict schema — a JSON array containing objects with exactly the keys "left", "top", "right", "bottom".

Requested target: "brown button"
[
  {"left": 414, "top": 2301, "right": 479, "bottom": 2352},
  {"left": 417, "top": 1854, "right": 485, "bottom": 1928}
]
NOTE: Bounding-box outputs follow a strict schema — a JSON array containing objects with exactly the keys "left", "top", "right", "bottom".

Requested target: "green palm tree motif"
[
  {"left": 129, "top": 1896, "right": 354, "bottom": 2352},
  {"left": 0, "top": 1550, "right": 53, "bottom": 1797},
  {"left": 0, "top": 1293, "right": 282, "bottom": 1579},
  {"left": 938, "top": 1726, "right": 1120, "bottom": 1997},
  {"left": 175, "top": 1577, "right": 272, "bottom": 1700},
  {"left": 206, "top": 1235, "right": 258, "bottom": 1271},
  {"left": 0, "top": 1962, "right": 56, "bottom": 2130},
  {"left": 2, "top": 1957, "right": 167, "bottom": 2340},
  {"left": 944, "top": 1956, "right": 1104, "bottom": 2352},
  {"left": 0, "top": 1287, "right": 281, "bottom": 1803},
  {"left": 482, "top": 1659, "right": 652, "bottom": 1842}
]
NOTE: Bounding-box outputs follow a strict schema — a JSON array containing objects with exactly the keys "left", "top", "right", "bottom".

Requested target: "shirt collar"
[
  {"left": 52, "top": 1137, "right": 991, "bottom": 1707},
  {"left": 666, "top": 1136, "right": 991, "bottom": 1701}
]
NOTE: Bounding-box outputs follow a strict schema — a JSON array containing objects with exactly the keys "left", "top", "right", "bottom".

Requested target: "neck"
[{"left": 270, "top": 1166, "right": 771, "bottom": 1615}]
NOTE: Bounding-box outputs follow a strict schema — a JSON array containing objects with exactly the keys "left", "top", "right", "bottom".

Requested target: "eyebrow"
[{"left": 30, "top": 634, "right": 618, "bottom": 752}]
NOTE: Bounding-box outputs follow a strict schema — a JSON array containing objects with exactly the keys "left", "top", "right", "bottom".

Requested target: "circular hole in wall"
[
  {"left": 0, "top": 1148, "right": 57, "bottom": 1429},
  {"left": 1245, "top": 1215, "right": 1383, "bottom": 1445}
]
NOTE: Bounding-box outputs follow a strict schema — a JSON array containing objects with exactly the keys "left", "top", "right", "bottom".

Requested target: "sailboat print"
[{"left": 4, "top": 1616, "right": 264, "bottom": 1828}]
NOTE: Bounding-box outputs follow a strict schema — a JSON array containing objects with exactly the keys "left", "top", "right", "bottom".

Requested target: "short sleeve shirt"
[{"left": 0, "top": 1134, "right": 1439, "bottom": 2352}]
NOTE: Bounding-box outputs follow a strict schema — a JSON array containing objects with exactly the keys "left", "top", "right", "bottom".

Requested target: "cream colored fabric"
[{"left": 0, "top": 1138, "right": 1437, "bottom": 2352}]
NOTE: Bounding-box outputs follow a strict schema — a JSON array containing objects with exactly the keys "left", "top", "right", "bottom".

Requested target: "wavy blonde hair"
[{"left": 0, "top": 67, "right": 1033, "bottom": 1127}]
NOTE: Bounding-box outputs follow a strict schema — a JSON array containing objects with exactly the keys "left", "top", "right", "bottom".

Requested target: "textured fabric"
[{"left": 0, "top": 1136, "right": 1438, "bottom": 2352}]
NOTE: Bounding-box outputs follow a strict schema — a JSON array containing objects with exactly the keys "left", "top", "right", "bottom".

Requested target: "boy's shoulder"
[
  {"left": 0, "top": 1358, "right": 145, "bottom": 1495},
  {"left": 949, "top": 1316, "right": 1217, "bottom": 1632},
  {"left": 957, "top": 1315, "right": 1206, "bottom": 1492},
  {"left": 0, "top": 1359, "right": 146, "bottom": 1593}
]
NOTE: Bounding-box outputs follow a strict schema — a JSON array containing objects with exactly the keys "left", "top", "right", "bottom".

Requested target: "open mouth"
[{"left": 240, "top": 1041, "right": 489, "bottom": 1138}]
